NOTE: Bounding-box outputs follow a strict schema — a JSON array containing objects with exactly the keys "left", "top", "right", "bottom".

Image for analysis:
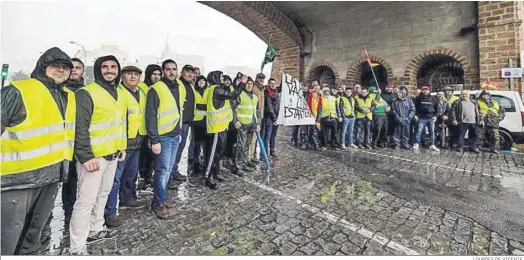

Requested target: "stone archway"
[
  {"left": 306, "top": 61, "right": 340, "bottom": 87},
  {"left": 403, "top": 48, "right": 474, "bottom": 91},
  {"left": 199, "top": 2, "right": 303, "bottom": 82},
  {"left": 346, "top": 56, "right": 394, "bottom": 89}
]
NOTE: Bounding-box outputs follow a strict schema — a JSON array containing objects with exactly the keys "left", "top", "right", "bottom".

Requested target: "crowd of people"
[
  {"left": 0, "top": 46, "right": 507, "bottom": 256},
  {"left": 291, "top": 80, "right": 506, "bottom": 154},
  {"left": 1, "top": 47, "right": 282, "bottom": 255}
]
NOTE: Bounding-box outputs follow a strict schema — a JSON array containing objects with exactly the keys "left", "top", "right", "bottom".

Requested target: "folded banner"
[{"left": 276, "top": 72, "right": 315, "bottom": 126}]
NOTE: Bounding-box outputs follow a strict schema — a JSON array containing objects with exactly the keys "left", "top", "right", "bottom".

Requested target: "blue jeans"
[
  {"left": 171, "top": 123, "right": 190, "bottom": 176},
  {"left": 263, "top": 119, "right": 278, "bottom": 154},
  {"left": 340, "top": 117, "right": 355, "bottom": 145},
  {"left": 104, "top": 150, "right": 139, "bottom": 217},
  {"left": 415, "top": 118, "right": 436, "bottom": 146},
  {"left": 153, "top": 135, "right": 181, "bottom": 206},
  {"left": 355, "top": 118, "right": 372, "bottom": 145},
  {"left": 458, "top": 123, "right": 478, "bottom": 149}
]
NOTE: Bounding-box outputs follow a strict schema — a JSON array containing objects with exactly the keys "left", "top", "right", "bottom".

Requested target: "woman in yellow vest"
[
  {"left": 478, "top": 90, "right": 505, "bottom": 153},
  {"left": 231, "top": 77, "right": 260, "bottom": 176},
  {"left": 354, "top": 87, "right": 377, "bottom": 149},
  {"left": 204, "top": 71, "right": 245, "bottom": 190},
  {"left": 69, "top": 56, "right": 126, "bottom": 255},
  {"left": 104, "top": 66, "right": 148, "bottom": 228},
  {"left": 1, "top": 48, "right": 74, "bottom": 255},
  {"left": 316, "top": 86, "right": 343, "bottom": 150}
]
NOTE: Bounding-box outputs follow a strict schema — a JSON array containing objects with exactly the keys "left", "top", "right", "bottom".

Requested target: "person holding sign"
[
  {"left": 231, "top": 77, "right": 260, "bottom": 176},
  {"left": 316, "top": 86, "right": 342, "bottom": 150},
  {"left": 354, "top": 88, "right": 377, "bottom": 149}
]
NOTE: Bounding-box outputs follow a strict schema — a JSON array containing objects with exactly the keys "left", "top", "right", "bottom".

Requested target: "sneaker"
[
  {"left": 471, "top": 148, "right": 480, "bottom": 154},
  {"left": 270, "top": 152, "right": 279, "bottom": 159},
  {"left": 429, "top": 145, "right": 440, "bottom": 152},
  {"left": 363, "top": 144, "right": 372, "bottom": 149},
  {"left": 119, "top": 199, "right": 147, "bottom": 209},
  {"left": 492, "top": 149, "right": 499, "bottom": 154},
  {"left": 104, "top": 216, "right": 122, "bottom": 228},
  {"left": 172, "top": 171, "right": 187, "bottom": 181},
  {"left": 341, "top": 145, "right": 347, "bottom": 150},
  {"left": 412, "top": 143, "right": 419, "bottom": 150},
  {"left": 151, "top": 204, "right": 169, "bottom": 220},
  {"left": 87, "top": 229, "right": 120, "bottom": 244},
  {"left": 70, "top": 249, "right": 91, "bottom": 255},
  {"left": 350, "top": 144, "right": 358, "bottom": 149}
]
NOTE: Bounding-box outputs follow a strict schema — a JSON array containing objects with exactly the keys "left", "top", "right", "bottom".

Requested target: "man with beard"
[
  {"left": 70, "top": 55, "right": 126, "bottom": 255},
  {"left": 204, "top": 71, "right": 245, "bottom": 189},
  {"left": 103, "top": 66, "right": 148, "bottom": 228},
  {"left": 1, "top": 48, "right": 75, "bottom": 255},
  {"left": 138, "top": 64, "right": 162, "bottom": 193},
  {"left": 413, "top": 85, "right": 439, "bottom": 151},
  {"left": 354, "top": 88, "right": 376, "bottom": 149},
  {"left": 169, "top": 65, "right": 196, "bottom": 189},
  {"left": 316, "top": 87, "right": 342, "bottom": 150},
  {"left": 61, "top": 58, "right": 85, "bottom": 221},
  {"left": 248, "top": 73, "right": 266, "bottom": 164},
  {"left": 145, "top": 60, "right": 185, "bottom": 219},
  {"left": 189, "top": 75, "right": 208, "bottom": 175},
  {"left": 231, "top": 77, "right": 260, "bottom": 176}
]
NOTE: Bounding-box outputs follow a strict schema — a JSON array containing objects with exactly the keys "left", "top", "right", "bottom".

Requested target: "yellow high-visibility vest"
[
  {"left": 340, "top": 96, "right": 355, "bottom": 117},
  {"left": 150, "top": 80, "right": 186, "bottom": 135},
  {"left": 447, "top": 95, "right": 459, "bottom": 106},
  {"left": 320, "top": 95, "right": 338, "bottom": 119},
  {"left": 235, "top": 91, "right": 258, "bottom": 125},
  {"left": 207, "top": 85, "right": 232, "bottom": 133},
  {"left": 1, "top": 78, "right": 76, "bottom": 175},
  {"left": 138, "top": 82, "right": 149, "bottom": 94},
  {"left": 83, "top": 82, "right": 127, "bottom": 157},
  {"left": 355, "top": 96, "right": 373, "bottom": 120},
  {"left": 478, "top": 100, "right": 500, "bottom": 116},
  {"left": 120, "top": 85, "right": 147, "bottom": 139},
  {"left": 194, "top": 88, "right": 208, "bottom": 122}
]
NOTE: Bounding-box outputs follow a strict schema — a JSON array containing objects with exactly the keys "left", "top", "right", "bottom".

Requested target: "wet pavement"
[{"left": 39, "top": 132, "right": 524, "bottom": 255}]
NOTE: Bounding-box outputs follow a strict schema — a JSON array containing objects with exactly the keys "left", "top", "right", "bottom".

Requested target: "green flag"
[{"left": 261, "top": 43, "right": 277, "bottom": 72}]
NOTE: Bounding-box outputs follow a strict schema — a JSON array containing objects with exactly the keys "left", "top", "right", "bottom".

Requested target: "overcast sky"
[{"left": 0, "top": 0, "right": 272, "bottom": 77}]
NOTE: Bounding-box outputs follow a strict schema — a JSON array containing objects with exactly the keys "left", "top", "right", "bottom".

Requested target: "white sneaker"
[
  {"left": 341, "top": 145, "right": 347, "bottom": 150},
  {"left": 429, "top": 145, "right": 440, "bottom": 152},
  {"left": 413, "top": 144, "right": 419, "bottom": 150},
  {"left": 350, "top": 144, "right": 358, "bottom": 149}
]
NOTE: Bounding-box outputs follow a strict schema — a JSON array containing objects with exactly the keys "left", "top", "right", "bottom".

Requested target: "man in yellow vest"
[
  {"left": 138, "top": 64, "right": 162, "bottom": 193},
  {"left": 145, "top": 59, "right": 185, "bottom": 219},
  {"left": 248, "top": 73, "right": 266, "bottom": 164},
  {"left": 339, "top": 87, "right": 357, "bottom": 149},
  {"left": 103, "top": 66, "right": 147, "bottom": 228},
  {"left": 231, "top": 77, "right": 260, "bottom": 176},
  {"left": 189, "top": 75, "right": 209, "bottom": 175},
  {"left": 354, "top": 87, "right": 377, "bottom": 149},
  {"left": 316, "top": 86, "right": 342, "bottom": 150},
  {"left": 68, "top": 55, "right": 126, "bottom": 254},
  {"left": 204, "top": 71, "right": 245, "bottom": 189},
  {"left": 443, "top": 86, "right": 459, "bottom": 149},
  {"left": 1, "top": 48, "right": 74, "bottom": 255},
  {"left": 478, "top": 90, "right": 505, "bottom": 153}
]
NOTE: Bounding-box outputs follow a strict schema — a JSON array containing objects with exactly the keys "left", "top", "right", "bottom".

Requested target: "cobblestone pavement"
[{"left": 40, "top": 133, "right": 524, "bottom": 256}]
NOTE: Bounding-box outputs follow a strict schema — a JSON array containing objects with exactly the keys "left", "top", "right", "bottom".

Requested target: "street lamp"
[{"left": 70, "top": 41, "right": 87, "bottom": 64}]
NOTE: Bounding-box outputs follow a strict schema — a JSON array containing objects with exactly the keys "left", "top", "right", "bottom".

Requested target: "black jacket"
[
  {"left": 144, "top": 64, "right": 162, "bottom": 87},
  {"left": 64, "top": 77, "right": 85, "bottom": 92},
  {"left": 1, "top": 47, "right": 73, "bottom": 191},
  {"left": 264, "top": 87, "right": 280, "bottom": 122},
  {"left": 449, "top": 99, "right": 481, "bottom": 124},
  {"left": 207, "top": 71, "right": 243, "bottom": 114},
  {"left": 180, "top": 77, "right": 195, "bottom": 124},
  {"left": 193, "top": 75, "right": 208, "bottom": 127},
  {"left": 74, "top": 55, "right": 122, "bottom": 164},
  {"left": 146, "top": 78, "right": 182, "bottom": 144},
  {"left": 415, "top": 94, "right": 438, "bottom": 119},
  {"left": 122, "top": 84, "right": 144, "bottom": 151},
  {"left": 381, "top": 91, "right": 395, "bottom": 106}
]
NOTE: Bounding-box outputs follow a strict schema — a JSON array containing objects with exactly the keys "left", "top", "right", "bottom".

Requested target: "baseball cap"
[{"left": 182, "top": 64, "right": 194, "bottom": 71}]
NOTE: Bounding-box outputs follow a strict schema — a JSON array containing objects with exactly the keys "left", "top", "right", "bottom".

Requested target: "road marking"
[{"left": 241, "top": 177, "right": 421, "bottom": 255}]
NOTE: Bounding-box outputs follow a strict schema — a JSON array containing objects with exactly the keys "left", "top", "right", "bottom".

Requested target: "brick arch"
[
  {"left": 403, "top": 48, "right": 471, "bottom": 89},
  {"left": 199, "top": 1, "right": 302, "bottom": 82},
  {"left": 345, "top": 56, "right": 394, "bottom": 87},
  {"left": 305, "top": 61, "right": 340, "bottom": 87}
]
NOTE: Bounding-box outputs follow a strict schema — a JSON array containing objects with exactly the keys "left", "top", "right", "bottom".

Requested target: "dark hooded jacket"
[
  {"left": 207, "top": 71, "right": 244, "bottom": 116},
  {"left": 392, "top": 88, "right": 415, "bottom": 124},
  {"left": 194, "top": 75, "right": 208, "bottom": 127},
  {"left": 180, "top": 76, "right": 195, "bottom": 124},
  {"left": 1, "top": 47, "right": 73, "bottom": 191},
  {"left": 144, "top": 64, "right": 162, "bottom": 87},
  {"left": 415, "top": 93, "right": 438, "bottom": 119},
  {"left": 146, "top": 76, "right": 182, "bottom": 145},
  {"left": 231, "top": 77, "right": 260, "bottom": 127},
  {"left": 264, "top": 85, "right": 281, "bottom": 122},
  {"left": 63, "top": 77, "right": 85, "bottom": 92},
  {"left": 74, "top": 55, "right": 122, "bottom": 164}
]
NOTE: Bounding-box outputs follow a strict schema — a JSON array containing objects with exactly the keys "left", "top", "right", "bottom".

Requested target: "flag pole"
[
  {"left": 261, "top": 34, "right": 274, "bottom": 73},
  {"left": 363, "top": 45, "right": 381, "bottom": 89}
]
